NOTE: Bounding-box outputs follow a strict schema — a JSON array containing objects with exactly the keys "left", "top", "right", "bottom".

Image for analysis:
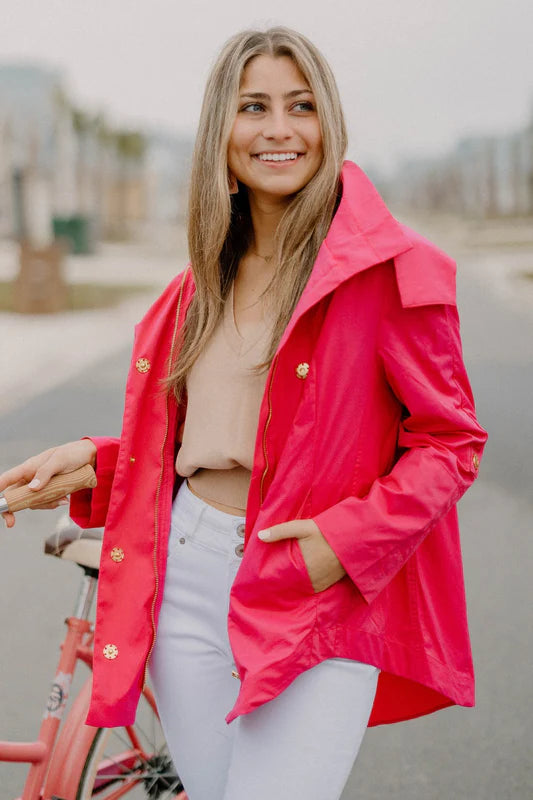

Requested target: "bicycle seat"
[{"left": 44, "top": 513, "right": 103, "bottom": 570}]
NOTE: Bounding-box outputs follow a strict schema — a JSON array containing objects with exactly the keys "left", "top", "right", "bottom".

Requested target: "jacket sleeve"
[
  {"left": 311, "top": 300, "right": 488, "bottom": 605},
  {"left": 69, "top": 436, "right": 120, "bottom": 528}
]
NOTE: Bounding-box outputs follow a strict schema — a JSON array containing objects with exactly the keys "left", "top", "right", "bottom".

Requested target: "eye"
[
  {"left": 240, "top": 102, "right": 265, "bottom": 113},
  {"left": 292, "top": 101, "right": 315, "bottom": 112}
]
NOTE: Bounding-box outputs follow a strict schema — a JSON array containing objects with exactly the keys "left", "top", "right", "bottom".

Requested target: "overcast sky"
[{"left": 2, "top": 0, "right": 532, "bottom": 174}]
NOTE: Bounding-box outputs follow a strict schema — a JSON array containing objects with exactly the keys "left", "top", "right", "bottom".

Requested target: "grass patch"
[{"left": 0, "top": 281, "right": 153, "bottom": 312}]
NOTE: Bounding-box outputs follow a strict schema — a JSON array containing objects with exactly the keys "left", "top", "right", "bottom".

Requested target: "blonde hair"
[{"left": 167, "top": 26, "right": 347, "bottom": 401}]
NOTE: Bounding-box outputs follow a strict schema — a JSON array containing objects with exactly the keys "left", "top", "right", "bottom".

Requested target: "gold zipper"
[
  {"left": 143, "top": 268, "right": 189, "bottom": 688},
  {"left": 259, "top": 354, "right": 279, "bottom": 505}
]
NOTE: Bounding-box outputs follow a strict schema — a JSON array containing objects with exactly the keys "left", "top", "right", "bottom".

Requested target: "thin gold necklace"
[{"left": 250, "top": 249, "right": 274, "bottom": 262}]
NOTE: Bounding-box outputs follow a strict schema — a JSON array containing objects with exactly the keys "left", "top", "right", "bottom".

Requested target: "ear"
[{"left": 228, "top": 169, "right": 239, "bottom": 195}]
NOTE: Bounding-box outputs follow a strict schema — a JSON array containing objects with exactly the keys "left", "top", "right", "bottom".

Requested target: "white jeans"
[{"left": 149, "top": 479, "right": 379, "bottom": 800}]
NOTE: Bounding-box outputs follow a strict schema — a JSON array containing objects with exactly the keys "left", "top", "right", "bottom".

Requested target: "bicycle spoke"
[
  {"left": 160, "top": 778, "right": 185, "bottom": 799},
  {"left": 106, "top": 727, "right": 142, "bottom": 753},
  {"left": 91, "top": 770, "right": 178, "bottom": 779},
  {"left": 125, "top": 718, "right": 156, "bottom": 750},
  {"left": 99, "top": 736, "right": 156, "bottom": 770},
  {"left": 89, "top": 770, "right": 183, "bottom": 799},
  {"left": 96, "top": 779, "right": 143, "bottom": 800},
  {"left": 76, "top": 691, "right": 181, "bottom": 799}
]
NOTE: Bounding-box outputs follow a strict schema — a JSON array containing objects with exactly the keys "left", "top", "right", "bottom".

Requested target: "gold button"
[
  {"left": 231, "top": 669, "right": 240, "bottom": 679},
  {"left": 236, "top": 523, "right": 245, "bottom": 538},
  {"left": 135, "top": 357, "right": 151, "bottom": 374},
  {"left": 235, "top": 543, "right": 244, "bottom": 557},
  {"left": 129, "top": 456, "right": 136, "bottom": 463},
  {"left": 295, "top": 362, "right": 310, "bottom": 379},
  {"left": 472, "top": 453, "right": 480, "bottom": 470},
  {"left": 110, "top": 547, "right": 124, "bottom": 563},
  {"left": 103, "top": 644, "right": 119, "bottom": 660}
]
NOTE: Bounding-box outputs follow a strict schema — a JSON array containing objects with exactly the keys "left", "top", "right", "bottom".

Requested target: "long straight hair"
[{"left": 167, "top": 26, "right": 347, "bottom": 401}]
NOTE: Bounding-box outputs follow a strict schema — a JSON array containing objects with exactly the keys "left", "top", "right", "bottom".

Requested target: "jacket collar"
[
  {"left": 277, "top": 159, "right": 413, "bottom": 351},
  {"left": 182, "top": 161, "right": 445, "bottom": 352}
]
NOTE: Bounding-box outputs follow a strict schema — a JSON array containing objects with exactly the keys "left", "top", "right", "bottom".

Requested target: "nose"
[{"left": 262, "top": 107, "right": 294, "bottom": 141}]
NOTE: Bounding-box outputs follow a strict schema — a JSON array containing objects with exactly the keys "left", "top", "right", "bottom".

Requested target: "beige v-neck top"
[{"left": 175, "top": 280, "right": 274, "bottom": 511}]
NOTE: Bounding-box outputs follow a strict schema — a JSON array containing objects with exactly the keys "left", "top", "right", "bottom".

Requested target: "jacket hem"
[{"left": 226, "top": 624, "right": 474, "bottom": 726}]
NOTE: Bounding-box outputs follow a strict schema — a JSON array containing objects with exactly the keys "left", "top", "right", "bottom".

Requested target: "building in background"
[
  {"left": 0, "top": 62, "right": 193, "bottom": 249},
  {"left": 386, "top": 98, "right": 533, "bottom": 219},
  {"left": 145, "top": 129, "right": 192, "bottom": 226}
]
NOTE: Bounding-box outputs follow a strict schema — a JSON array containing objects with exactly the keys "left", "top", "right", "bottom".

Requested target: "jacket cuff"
[{"left": 69, "top": 436, "right": 119, "bottom": 529}]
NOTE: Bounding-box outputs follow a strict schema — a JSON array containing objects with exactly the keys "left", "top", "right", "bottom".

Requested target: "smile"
[{"left": 252, "top": 152, "right": 304, "bottom": 166}]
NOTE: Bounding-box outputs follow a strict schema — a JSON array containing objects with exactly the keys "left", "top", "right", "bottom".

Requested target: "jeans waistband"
[{"left": 171, "top": 478, "right": 246, "bottom": 546}]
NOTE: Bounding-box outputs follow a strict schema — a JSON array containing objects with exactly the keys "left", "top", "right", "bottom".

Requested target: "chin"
[{"left": 253, "top": 175, "right": 309, "bottom": 196}]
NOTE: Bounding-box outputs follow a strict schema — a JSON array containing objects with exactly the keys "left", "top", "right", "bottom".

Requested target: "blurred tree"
[{"left": 113, "top": 129, "right": 147, "bottom": 238}]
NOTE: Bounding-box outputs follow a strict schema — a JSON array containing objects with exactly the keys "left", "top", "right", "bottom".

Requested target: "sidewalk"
[
  {"left": 0, "top": 231, "right": 188, "bottom": 416},
  {"left": 1, "top": 215, "right": 532, "bottom": 417}
]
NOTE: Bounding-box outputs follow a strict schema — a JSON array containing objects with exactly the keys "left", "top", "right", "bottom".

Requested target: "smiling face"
[{"left": 227, "top": 54, "right": 323, "bottom": 205}]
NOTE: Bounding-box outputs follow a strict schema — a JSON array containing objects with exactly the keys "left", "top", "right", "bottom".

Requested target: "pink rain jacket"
[{"left": 71, "top": 160, "right": 487, "bottom": 728}]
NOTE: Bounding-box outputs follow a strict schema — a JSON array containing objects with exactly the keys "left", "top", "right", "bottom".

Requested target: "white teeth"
[{"left": 257, "top": 152, "right": 299, "bottom": 162}]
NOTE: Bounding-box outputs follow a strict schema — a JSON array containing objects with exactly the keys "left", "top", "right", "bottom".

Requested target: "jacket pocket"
[
  {"left": 292, "top": 536, "right": 317, "bottom": 594},
  {"left": 232, "top": 533, "right": 317, "bottom": 607}
]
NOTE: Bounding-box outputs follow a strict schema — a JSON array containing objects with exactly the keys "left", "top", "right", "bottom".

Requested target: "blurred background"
[{"left": 0, "top": 1, "right": 532, "bottom": 798}]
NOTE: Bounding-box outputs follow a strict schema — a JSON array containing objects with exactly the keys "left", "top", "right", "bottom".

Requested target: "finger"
[
  {"left": 2, "top": 512, "right": 16, "bottom": 528},
  {"left": 257, "top": 520, "right": 310, "bottom": 541},
  {"left": 28, "top": 456, "right": 66, "bottom": 492},
  {"left": 5, "top": 479, "right": 25, "bottom": 491},
  {"left": 0, "top": 448, "right": 56, "bottom": 492},
  {"left": 0, "top": 464, "right": 38, "bottom": 493}
]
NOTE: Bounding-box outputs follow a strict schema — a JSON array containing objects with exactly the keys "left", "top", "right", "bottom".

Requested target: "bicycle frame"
[{"left": 0, "top": 571, "right": 98, "bottom": 800}]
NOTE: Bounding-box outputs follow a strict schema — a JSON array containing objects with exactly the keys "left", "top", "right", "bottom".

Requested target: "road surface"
[{"left": 1, "top": 220, "right": 531, "bottom": 798}]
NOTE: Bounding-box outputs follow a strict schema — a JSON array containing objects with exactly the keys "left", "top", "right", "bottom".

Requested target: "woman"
[{"left": 0, "top": 26, "right": 487, "bottom": 800}]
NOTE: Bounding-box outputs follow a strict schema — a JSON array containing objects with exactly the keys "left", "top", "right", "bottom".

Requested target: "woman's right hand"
[{"left": 0, "top": 439, "right": 97, "bottom": 528}]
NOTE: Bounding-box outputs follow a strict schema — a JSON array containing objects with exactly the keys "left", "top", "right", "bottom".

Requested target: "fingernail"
[
  {"left": 28, "top": 478, "right": 41, "bottom": 489},
  {"left": 58, "top": 499, "right": 69, "bottom": 506},
  {"left": 257, "top": 529, "right": 271, "bottom": 541}
]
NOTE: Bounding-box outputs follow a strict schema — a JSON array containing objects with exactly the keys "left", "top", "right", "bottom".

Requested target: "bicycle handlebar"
[{"left": 0, "top": 465, "right": 97, "bottom": 514}]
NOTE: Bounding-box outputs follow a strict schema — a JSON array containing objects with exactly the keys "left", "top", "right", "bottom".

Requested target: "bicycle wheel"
[{"left": 75, "top": 687, "right": 186, "bottom": 799}]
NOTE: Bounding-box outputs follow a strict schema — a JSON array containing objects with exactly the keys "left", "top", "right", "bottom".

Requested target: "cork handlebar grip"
[{"left": 1, "top": 465, "right": 97, "bottom": 513}]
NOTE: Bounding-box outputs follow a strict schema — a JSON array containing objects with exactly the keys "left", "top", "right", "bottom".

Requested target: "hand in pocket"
[{"left": 257, "top": 518, "right": 346, "bottom": 593}]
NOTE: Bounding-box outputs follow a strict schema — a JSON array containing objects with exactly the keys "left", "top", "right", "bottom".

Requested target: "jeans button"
[
  {"left": 236, "top": 523, "right": 245, "bottom": 538},
  {"left": 235, "top": 543, "right": 244, "bottom": 557}
]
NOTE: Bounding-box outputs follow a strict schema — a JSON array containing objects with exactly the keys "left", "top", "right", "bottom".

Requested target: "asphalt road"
[{"left": 1, "top": 236, "right": 532, "bottom": 798}]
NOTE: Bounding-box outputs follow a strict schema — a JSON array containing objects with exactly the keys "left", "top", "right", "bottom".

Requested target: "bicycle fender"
[{"left": 42, "top": 676, "right": 97, "bottom": 800}]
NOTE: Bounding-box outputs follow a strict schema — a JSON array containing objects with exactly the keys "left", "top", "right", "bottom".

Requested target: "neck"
[{"left": 246, "top": 189, "right": 288, "bottom": 258}]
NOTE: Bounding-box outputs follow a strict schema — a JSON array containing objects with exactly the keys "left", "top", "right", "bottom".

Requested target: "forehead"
[{"left": 240, "top": 54, "right": 309, "bottom": 89}]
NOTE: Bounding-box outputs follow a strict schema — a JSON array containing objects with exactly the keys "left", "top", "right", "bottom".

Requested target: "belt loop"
[{"left": 172, "top": 480, "right": 203, "bottom": 543}]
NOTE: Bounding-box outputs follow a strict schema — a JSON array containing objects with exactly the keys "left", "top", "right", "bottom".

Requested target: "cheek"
[
  {"left": 299, "top": 121, "right": 323, "bottom": 159},
  {"left": 228, "top": 123, "right": 253, "bottom": 157},
  {"left": 310, "top": 128, "right": 324, "bottom": 156},
  {"left": 227, "top": 143, "right": 247, "bottom": 178},
  {"left": 305, "top": 135, "right": 323, "bottom": 173}
]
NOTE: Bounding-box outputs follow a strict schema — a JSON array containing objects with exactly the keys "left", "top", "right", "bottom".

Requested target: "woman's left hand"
[{"left": 257, "top": 519, "right": 346, "bottom": 592}]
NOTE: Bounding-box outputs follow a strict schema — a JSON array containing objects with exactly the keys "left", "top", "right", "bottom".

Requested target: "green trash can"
[{"left": 53, "top": 215, "right": 95, "bottom": 254}]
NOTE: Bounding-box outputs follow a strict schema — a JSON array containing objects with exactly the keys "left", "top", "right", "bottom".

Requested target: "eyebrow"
[{"left": 239, "top": 89, "right": 313, "bottom": 100}]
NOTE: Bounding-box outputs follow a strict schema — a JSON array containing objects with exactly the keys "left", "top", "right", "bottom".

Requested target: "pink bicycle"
[{"left": 0, "top": 468, "right": 187, "bottom": 800}]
